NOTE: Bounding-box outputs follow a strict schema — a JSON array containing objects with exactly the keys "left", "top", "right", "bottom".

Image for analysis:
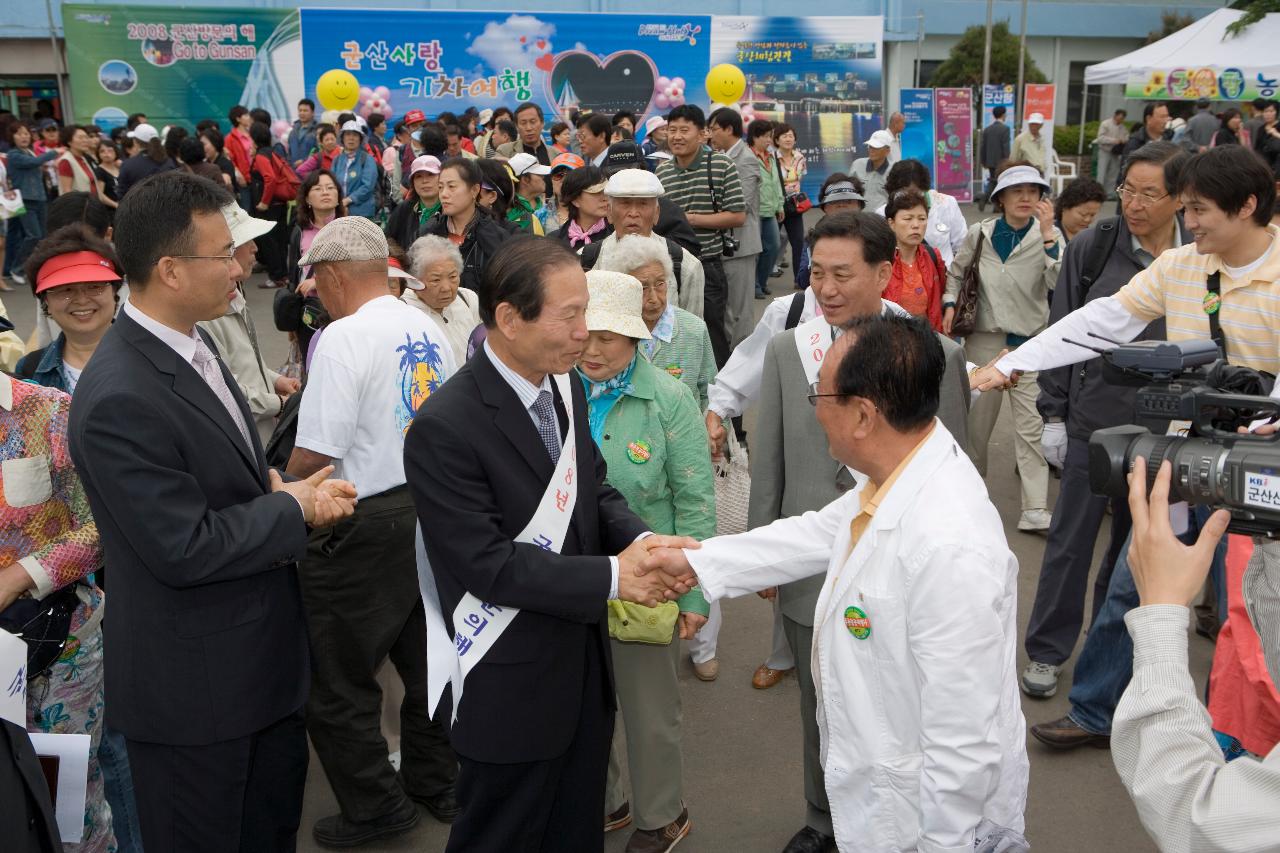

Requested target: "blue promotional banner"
[
  {"left": 982, "top": 84, "right": 1016, "bottom": 152},
  {"left": 709, "top": 16, "right": 883, "bottom": 198},
  {"left": 298, "top": 9, "right": 712, "bottom": 129},
  {"left": 899, "top": 88, "right": 936, "bottom": 183}
]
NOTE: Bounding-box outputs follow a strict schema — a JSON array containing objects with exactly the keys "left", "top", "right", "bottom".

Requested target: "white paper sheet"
[
  {"left": 27, "top": 732, "right": 91, "bottom": 843},
  {"left": 0, "top": 628, "right": 26, "bottom": 727}
]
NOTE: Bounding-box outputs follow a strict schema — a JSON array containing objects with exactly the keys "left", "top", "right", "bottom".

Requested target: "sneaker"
[
  {"left": 624, "top": 807, "right": 690, "bottom": 853},
  {"left": 692, "top": 658, "right": 719, "bottom": 682},
  {"left": 770, "top": 265, "right": 784, "bottom": 278},
  {"left": 605, "top": 802, "right": 632, "bottom": 832},
  {"left": 9, "top": 270, "right": 25, "bottom": 286},
  {"left": 1017, "top": 509, "right": 1052, "bottom": 532},
  {"left": 1020, "top": 661, "right": 1062, "bottom": 698}
]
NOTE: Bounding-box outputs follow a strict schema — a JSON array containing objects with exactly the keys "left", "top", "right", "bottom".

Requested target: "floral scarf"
[
  {"left": 577, "top": 351, "right": 639, "bottom": 445},
  {"left": 567, "top": 217, "right": 607, "bottom": 248}
]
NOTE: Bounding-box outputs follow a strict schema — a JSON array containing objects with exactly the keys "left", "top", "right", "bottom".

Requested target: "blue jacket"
[
  {"left": 15, "top": 334, "right": 69, "bottom": 392},
  {"left": 7, "top": 148, "right": 57, "bottom": 202},
  {"left": 287, "top": 120, "right": 317, "bottom": 165},
  {"left": 332, "top": 148, "right": 378, "bottom": 217}
]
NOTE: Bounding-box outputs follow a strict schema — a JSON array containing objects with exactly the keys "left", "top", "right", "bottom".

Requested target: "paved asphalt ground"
[{"left": 0, "top": 202, "right": 1212, "bottom": 852}]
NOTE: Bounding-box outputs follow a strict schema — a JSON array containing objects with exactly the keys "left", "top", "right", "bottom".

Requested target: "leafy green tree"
[
  {"left": 1146, "top": 11, "right": 1197, "bottom": 44},
  {"left": 1227, "top": 0, "right": 1280, "bottom": 37},
  {"left": 929, "top": 21, "right": 1047, "bottom": 88}
]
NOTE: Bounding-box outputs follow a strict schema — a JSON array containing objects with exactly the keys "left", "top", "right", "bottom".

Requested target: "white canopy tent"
[{"left": 1075, "top": 7, "right": 1280, "bottom": 154}]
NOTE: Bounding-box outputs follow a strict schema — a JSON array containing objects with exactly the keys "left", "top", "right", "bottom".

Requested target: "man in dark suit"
[
  {"left": 979, "top": 105, "right": 1011, "bottom": 211},
  {"left": 405, "top": 238, "right": 691, "bottom": 853},
  {"left": 68, "top": 171, "right": 356, "bottom": 852}
]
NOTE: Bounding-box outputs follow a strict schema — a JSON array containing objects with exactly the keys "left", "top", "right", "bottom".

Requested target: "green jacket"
[
  {"left": 758, "top": 151, "right": 784, "bottom": 218},
  {"left": 644, "top": 307, "right": 717, "bottom": 412},
  {"left": 598, "top": 357, "right": 716, "bottom": 615}
]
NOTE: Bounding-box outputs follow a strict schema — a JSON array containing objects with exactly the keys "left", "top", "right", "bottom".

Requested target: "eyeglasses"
[
  {"left": 807, "top": 382, "right": 850, "bottom": 406},
  {"left": 47, "top": 282, "right": 111, "bottom": 302},
  {"left": 640, "top": 281, "right": 668, "bottom": 295},
  {"left": 170, "top": 252, "right": 236, "bottom": 267},
  {"left": 1116, "top": 186, "right": 1170, "bottom": 208}
]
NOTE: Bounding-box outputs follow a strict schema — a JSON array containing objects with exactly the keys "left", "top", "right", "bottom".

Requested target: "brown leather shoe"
[
  {"left": 692, "top": 658, "right": 719, "bottom": 682},
  {"left": 1030, "top": 715, "right": 1110, "bottom": 750},
  {"left": 605, "top": 801, "right": 632, "bottom": 832},
  {"left": 752, "top": 662, "right": 792, "bottom": 689},
  {"left": 624, "top": 807, "right": 690, "bottom": 853}
]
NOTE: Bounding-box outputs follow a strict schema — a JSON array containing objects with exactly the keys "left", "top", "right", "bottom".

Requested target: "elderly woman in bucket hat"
[
  {"left": 943, "top": 160, "right": 1062, "bottom": 534},
  {"left": 576, "top": 269, "right": 714, "bottom": 852}
]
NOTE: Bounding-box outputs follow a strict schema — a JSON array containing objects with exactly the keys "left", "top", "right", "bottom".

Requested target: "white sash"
[
  {"left": 416, "top": 372, "right": 579, "bottom": 721},
  {"left": 793, "top": 314, "right": 834, "bottom": 387}
]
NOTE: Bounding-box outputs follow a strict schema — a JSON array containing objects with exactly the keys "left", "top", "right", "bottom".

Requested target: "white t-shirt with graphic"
[{"left": 297, "top": 294, "right": 455, "bottom": 498}]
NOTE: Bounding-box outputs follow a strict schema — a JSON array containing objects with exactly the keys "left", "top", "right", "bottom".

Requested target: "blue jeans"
[
  {"left": 755, "top": 216, "right": 781, "bottom": 295},
  {"left": 12, "top": 198, "right": 46, "bottom": 272},
  {"left": 1067, "top": 504, "right": 1228, "bottom": 735},
  {"left": 99, "top": 723, "right": 146, "bottom": 851},
  {"left": 2, "top": 213, "right": 25, "bottom": 276}
]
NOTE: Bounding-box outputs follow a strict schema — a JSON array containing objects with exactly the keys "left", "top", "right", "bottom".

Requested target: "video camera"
[{"left": 1077, "top": 336, "right": 1280, "bottom": 537}]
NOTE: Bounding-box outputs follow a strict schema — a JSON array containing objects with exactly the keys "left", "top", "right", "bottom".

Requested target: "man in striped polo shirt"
[
  {"left": 970, "top": 143, "right": 1280, "bottom": 752},
  {"left": 656, "top": 104, "right": 746, "bottom": 368}
]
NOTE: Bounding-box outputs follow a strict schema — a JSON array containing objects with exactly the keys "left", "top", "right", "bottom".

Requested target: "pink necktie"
[{"left": 192, "top": 337, "right": 253, "bottom": 451}]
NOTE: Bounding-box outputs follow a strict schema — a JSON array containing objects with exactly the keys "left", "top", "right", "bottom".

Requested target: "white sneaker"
[
  {"left": 9, "top": 271, "right": 25, "bottom": 286},
  {"left": 1021, "top": 661, "right": 1062, "bottom": 698},
  {"left": 1018, "top": 509, "right": 1052, "bottom": 532}
]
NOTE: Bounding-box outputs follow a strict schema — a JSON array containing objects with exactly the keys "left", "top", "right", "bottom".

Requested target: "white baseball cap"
[
  {"left": 509, "top": 152, "right": 551, "bottom": 177},
  {"left": 1027, "top": 112, "right": 1046, "bottom": 125},
  {"left": 340, "top": 119, "right": 365, "bottom": 136},
  {"left": 865, "top": 129, "right": 894, "bottom": 149},
  {"left": 127, "top": 123, "right": 159, "bottom": 143},
  {"left": 478, "top": 108, "right": 494, "bottom": 125}
]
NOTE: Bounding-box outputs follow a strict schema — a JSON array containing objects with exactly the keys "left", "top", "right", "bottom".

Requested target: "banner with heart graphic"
[{"left": 299, "top": 9, "right": 710, "bottom": 126}]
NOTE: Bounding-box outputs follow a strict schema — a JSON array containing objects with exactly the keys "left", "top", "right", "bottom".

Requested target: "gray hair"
[
  {"left": 599, "top": 234, "right": 674, "bottom": 285},
  {"left": 408, "top": 234, "right": 464, "bottom": 278}
]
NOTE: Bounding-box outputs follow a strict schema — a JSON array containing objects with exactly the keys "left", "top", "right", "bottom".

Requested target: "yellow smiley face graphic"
[{"left": 316, "top": 68, "right": 360, "bottom": 112}]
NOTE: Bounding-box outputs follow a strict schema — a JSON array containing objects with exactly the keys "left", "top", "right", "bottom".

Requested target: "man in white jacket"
[{"left": 644, "top": 314, "right": 1029, "bottom": 853}]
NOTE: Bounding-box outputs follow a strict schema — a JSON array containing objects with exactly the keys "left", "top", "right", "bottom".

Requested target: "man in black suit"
[
  {"left": 67, "top": 171, "right": 356, "bottom": 852},
  {"left": 979, "top": 105, "right": 1011, "bottom": 211},
  {"left": 405, "top": 238, "right": 692, "bottom": 853}
]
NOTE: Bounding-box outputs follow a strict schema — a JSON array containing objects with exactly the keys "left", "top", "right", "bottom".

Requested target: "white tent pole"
[{"left": 1077, "top": 84, "right": 1087, "bottom": 156}]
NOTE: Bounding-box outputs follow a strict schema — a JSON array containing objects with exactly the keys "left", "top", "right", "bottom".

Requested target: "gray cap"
[{"left": 297, "top": 216, "right": 389, "bottom": 267}]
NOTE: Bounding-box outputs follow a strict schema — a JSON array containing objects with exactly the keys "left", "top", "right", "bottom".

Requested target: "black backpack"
[{"left": 579, "top": 238, "right": 684, "bottom": 298}]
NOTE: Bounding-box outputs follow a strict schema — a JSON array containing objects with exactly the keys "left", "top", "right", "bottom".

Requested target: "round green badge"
[
  {"left": 626, "top": 440, "right": 652, "bottom": 464},
  {"left": 844, "top": 606, "right": 871, "bottom": 640},
  {"left": 665, "top": 364, "right": 684, "bottom": 378},
  {"left": 1203, "top": 291, "right": 1222, "bottom": 315}
]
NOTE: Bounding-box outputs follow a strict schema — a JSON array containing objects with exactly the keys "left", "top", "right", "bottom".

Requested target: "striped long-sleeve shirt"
[{"left": 1112, "top": 540, "right": 1280, "bottom": 853}]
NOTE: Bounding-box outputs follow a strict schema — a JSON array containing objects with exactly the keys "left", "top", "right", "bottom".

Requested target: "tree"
[
  {"left": 1146, "top": 11, "right": 1197, "bottom": 44},
  {"left": 929, "top": 21, "right": 1047, "bottom": 88},
  {"left": 1226, "top": 0, "right": 1280, "bottom": 37}
]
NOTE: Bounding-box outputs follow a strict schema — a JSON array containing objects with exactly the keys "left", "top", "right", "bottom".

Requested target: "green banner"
[
  {"left": 1124, "top": 66, "right": 1278, "bottom": 101},
  {"left": 63, "top": 4, "right": 298, "bottom": 132}
]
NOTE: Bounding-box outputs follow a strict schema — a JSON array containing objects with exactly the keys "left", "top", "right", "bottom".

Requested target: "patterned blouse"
[{"left": 0, "top": 376, "right": 101, "bottom": 604}]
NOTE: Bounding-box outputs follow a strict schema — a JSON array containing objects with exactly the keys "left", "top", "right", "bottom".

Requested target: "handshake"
[{"left": 615, "top": 535, "right": 703, "bottom": 608}]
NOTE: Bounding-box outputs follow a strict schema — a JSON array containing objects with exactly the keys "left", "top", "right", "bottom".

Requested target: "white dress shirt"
[{"left": 484, "top": 340, "right": 625, "bottom": 599}]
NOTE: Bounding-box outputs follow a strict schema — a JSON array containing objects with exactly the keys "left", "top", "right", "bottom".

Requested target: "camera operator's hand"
[
  {"left": 969, "top": 350, "right": 1019, "bottom": 392},
  {"left": 1127, "top": 457, "right": 1230, "bottom": 608}
]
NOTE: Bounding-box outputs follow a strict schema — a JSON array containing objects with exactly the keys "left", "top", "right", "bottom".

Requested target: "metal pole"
[
  {"left": 1016, "top": 0, "right": 1028, "bottom": 127},
  {"left": 914, "top": 10, "right": 924, "bottom": 88},
  {"left": 44, "top": 0, "right": 71, "bottom": 120},
  {"left": 1077, "top": 84, "right": 1088, "bottom": 157},
  {"left": 981, "top": 0, "right": 994, "bottom": 98}
]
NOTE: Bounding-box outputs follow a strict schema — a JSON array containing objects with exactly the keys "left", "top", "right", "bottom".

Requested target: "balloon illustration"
[
  {"left": 271, "top": 119, "right": 291, "bottom": 144},
  {"left": 316, "top": 69, "right": 360, "bottom": 112},
  {"left": 705, "top": 64, "right": 746, "bottom": 106}
]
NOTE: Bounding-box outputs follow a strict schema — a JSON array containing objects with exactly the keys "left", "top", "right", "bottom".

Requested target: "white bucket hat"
[
  {"left": 991, "top": 164, "right": 1050, "bottom": 199},
  {"left": 220, "top": 203, "right": 275, "bottom": 249},
  {"left": 584, "top": 270, "right": 651, "bottom": 340}
]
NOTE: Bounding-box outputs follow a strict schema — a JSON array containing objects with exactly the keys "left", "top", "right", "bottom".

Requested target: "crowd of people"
[{"left": 1, "top": 89, "right": 1279, "bottom": 853}]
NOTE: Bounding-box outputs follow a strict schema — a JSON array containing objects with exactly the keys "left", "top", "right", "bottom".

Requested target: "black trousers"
[
  {"left": 256, "top": 202, "right": 289, "bottom": 282},
  {"left": 1024, "top": 437, "right": 1132, "bottom": 665},
  {"left": 298, "top": 487, "right": 457, "bottom": 823},
  {"left": 127, "top": 710, "right": 308, "bottom": 853},
  {"left": 702, "top": 255, "right": 730, "bottom": 368},
  {"left": 446, "top": 634, "right": 613, "bottom": 853},
  {"left": 781, "top": 209, "right": 807, "bottom": 274}
]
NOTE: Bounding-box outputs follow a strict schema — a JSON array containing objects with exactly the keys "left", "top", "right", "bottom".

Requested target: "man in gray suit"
[
  {"left": 710, "top": 107, "right": 763, "bottom": 348},
  {"left": 751, "top": 212, "right": 971, "bottom": 853},
  {"left": 978, "top": 106, "right": 1011, "bottom": 212}
]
